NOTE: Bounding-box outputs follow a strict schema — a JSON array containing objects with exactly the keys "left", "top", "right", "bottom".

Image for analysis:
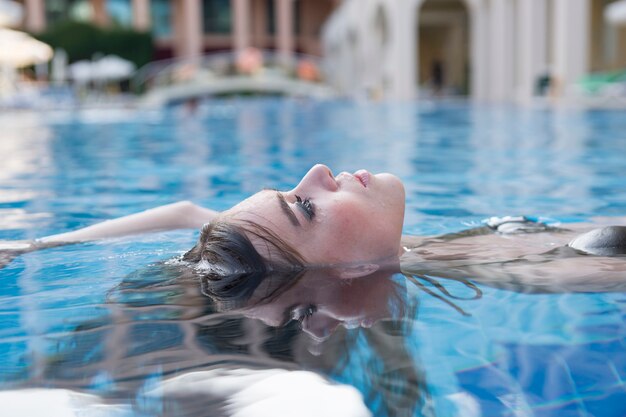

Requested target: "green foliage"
[{"left": 33, "top": 20, "right": 154, "bottom": 69}]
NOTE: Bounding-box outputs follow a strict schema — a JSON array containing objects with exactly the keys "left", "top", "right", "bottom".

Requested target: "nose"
[
  {"left": 301, "top": 313, "right": 341, "bottom": 342},
  {"left": 294, "top": 164, "right": 338, "bottom": 193}
]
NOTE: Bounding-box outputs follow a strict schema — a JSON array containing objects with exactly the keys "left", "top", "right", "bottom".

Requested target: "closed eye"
[
  {"left": 270, "top": 189, "right": 314, "bottom": 227},
  {"left": 295, "top": 195, "right": 315, "bottom": 221}
]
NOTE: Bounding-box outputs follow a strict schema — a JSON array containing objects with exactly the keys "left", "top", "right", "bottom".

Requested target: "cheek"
[
  {"left": 328, "top": 202, "right": 366, "bottom": 238},
  {"left": 305, "top": 203, "right": 364, "bottom": 263},
  {"left": 339, "top": 200, "right": 402, "bottom": 251},
  {"left": 309, "top": 197, "right": 402, "bottom": 264},
  {"left": 327, "top": 202, "right": 389, "bottom": 248},
  {"left": 331, "top": 199, "right": 394, "bottom": 233}
]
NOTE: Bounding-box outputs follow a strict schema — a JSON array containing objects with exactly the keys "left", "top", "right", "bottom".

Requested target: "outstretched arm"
[
  {"left": 40, "top": 201, "right": 218, "bottom": 244},
  {"left": 0, "top": 201, "right": 219, "bottom": 268}
]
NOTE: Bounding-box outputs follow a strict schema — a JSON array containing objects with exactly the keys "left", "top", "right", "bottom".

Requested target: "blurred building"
[
  {"left": 322, "top": 0, "right": 626, "bottom": 101},
  {"left": 17, "top": 0, "right": 339, "bottom": 61}
]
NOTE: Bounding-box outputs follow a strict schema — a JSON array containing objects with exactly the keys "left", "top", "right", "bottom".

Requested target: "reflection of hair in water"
[
  {"left": 403, "top": 273, "right": 482, "bottom": 316},
  {"left": 194, "top": 268, "right": 432, "bottom": 417},
  {"left": 181, "top": 263, "right": 473, "bottom": 416},
  {"left": 102, "top": 263, "right": 434, "bottom": 416},
  {"left": 182, "top": 220, "right": 305, "bottom": 311}
]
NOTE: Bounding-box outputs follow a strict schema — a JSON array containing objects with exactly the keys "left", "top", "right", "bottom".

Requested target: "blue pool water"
[{"left": 1, "top": 99, "right": 626, "bottom": 416}]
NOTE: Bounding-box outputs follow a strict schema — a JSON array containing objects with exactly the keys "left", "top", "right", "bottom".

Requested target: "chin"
[
  {"left": 376, "top": 173, "right": 406, "bottom": 207},
  {"left": 370, "top": 173, "right": 405, "bottom": 243}
]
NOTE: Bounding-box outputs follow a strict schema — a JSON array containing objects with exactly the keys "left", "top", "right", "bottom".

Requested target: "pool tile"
[
  {"left": 503, "top": 343, "right": 579, "bottom": 406},
  {"left": 456, "top": 364, "right": 523, "bottom": 417},
  {"left": 581, "top": 338, "right": 626, "bottom": 382},
  {"left": 559, "top": 347, "right": 620, "bottom": 393},
  {"left": 582, "top": 385, "right": 626, "bottom": 417},
  {"left": 532, "top": 400, "right": 586, "bottom": 417}
]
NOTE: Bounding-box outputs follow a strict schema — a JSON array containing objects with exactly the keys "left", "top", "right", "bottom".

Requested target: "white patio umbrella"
[
  {"left": 0, "top": 0, "right": 22, "bottom": 27},
  {"left": 69, "top": 55, "right": 136, "bottom": 83},
  {"left": 68, "top": 60, "right": 94, "bottom": 83},
  {"left": 0, "top": 28, "right": 53, "bottom": 68},
  {"left": 605, "top": 0, "right": 626, "bottom": 25},
  {"left": 93, "top": 55, "right": 135, "bottom": 81}
]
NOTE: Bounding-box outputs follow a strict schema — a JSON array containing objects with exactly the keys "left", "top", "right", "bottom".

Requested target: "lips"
[{"left": 353, "top": 170, "right": 370, "bottom": 188}]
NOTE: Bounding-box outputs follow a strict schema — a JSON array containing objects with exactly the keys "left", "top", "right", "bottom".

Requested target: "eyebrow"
[{"left": 276, "top": 192, "right": 301, "bottom": 227}]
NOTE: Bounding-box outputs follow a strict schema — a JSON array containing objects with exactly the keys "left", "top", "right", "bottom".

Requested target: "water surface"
[{"left": 1, "top": 100, "right": 626, "bottom": 416}]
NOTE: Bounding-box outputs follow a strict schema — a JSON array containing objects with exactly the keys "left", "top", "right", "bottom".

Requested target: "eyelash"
[
  {"left": 291, "top": 304, "right": 317, "bottom": 323},
  {"left": 295, "top": 195, "right": 316, "bottom": 220}
]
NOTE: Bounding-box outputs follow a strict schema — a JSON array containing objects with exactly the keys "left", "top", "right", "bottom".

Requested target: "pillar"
[
  {"left": 487, "top": 0, "right": 516, "bottom": 101},
  {"left": 489, "top": 0, "right": 506, "bottom": 100},
  {"left": 533, "top": 0, "right": 548, "bottom": 82},
  {"left": 251, "top": 0, "right": 265, "bottom": 46},
  {"left": 24, "top": 0, "right": 46, "bottom": 32},
  {"left": 572, "top": 0, "right": 590, "bottom": 83},
  {"left": 276, "top": 0, "right": 294, "bottom": 66},
  {"left": 178, "top": 0, "right": 203, "bottom": 60},
  {"left": 446, "top": 16, "right": 464, "bottom": 90},
  {"left": 394, "top": 0, "right": 417, "bottom": 100},
  {"left": 504, "top": 0, "right": 514, "bottom": 96},
  {"left": 553, "top": 0, "right": 590, "bottom": 97},
  {"left": 92, "top": 0, "right": 109, "bottom": 26},
  {"left": 173, "top": 0, "right": 184, "bottom": 55},
  {"left": 132, "top": 0, "right": 151, "bottom": 31},
  {"left": 233, "top": 0, "right": 250, "bottom": 52},
  {"left": 516, "top": 0, "right": 535, "bottom": 102},
  {"left": 552, "top": 0, "right": 568, "bottom": 94},
  {"left": 470, "top": 1, "right": 489, "bottom": 101}
]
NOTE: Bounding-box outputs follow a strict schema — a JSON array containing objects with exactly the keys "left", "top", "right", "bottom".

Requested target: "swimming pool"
[{"left": 1, "top": 99, "right": 626, "bottom": 416}]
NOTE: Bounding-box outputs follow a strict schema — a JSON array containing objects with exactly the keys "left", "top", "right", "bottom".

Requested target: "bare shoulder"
[
  {"left": 588, "top": 216, "right": 626, "bottom": 227},
  {"left": 400, "top": 218, "right": 626, "bottom": 294},
  {"left": 401, "top": 217, "right": 626, "bottom": 263},
  {"left": 400, "top": 235, "right": 427, "bottom": 248}
]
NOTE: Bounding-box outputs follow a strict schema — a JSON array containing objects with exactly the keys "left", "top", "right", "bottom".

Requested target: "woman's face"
[
  {"left": 221, "top": 164, "right": 405, "bottom": 265},
  {"left": 244, "top": 268, "right": 405, "bottom": 341}
]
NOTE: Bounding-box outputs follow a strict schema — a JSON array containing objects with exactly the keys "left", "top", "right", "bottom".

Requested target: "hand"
[{"left": 0, "top": 240, "right": 36, "bottom": 269}]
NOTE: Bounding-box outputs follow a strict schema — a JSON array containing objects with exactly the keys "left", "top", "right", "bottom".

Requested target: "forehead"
[
  {"left": 223, "top": 190, "right": 293, "bottom": 234},
  {"left": 221, "top": 189, "right": 311, "bottom": 264},
  {"left": 229, "top": 189, "right": 275, "bottom": 212}
]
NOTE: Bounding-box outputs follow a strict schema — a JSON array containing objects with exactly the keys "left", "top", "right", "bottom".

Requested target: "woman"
[
  {"left": 0, "top": 164, "right": 427, "bottom": 416},
  {"left": 2, "top": 164, "right": 626, "bottom": 295}
]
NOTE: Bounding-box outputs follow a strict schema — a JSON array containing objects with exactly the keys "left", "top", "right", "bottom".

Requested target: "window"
[
  {"left": 45, "top": 0, "right": 70, "bottom": 25},
  {"left": 294, "top": 0, "right": 300, "bottom": 35},
  {"left": 203, "top": 0, "right": 232, "bottom": 34},
  {"left": 107, "top": 0, "right": 133, "bottom": 27},
  {"left": 266, "top": 0, "right": 275, "bottom": 35},
  {"left": 45, "top": 0, "right": 91, "bottom": 26},
  {"left": 150, "top": 0, "right": 172, "bottom": 38}
]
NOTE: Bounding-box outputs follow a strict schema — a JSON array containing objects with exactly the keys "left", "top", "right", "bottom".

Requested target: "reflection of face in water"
[
  {"left": 42, "top": 263, "right": 431, "bottom": 417},
  {"left": 220, "top": 164, "right": 406, "bottom": 265},
  {"left": 236, "top": 266, "right": 408, "bottom": 342}
]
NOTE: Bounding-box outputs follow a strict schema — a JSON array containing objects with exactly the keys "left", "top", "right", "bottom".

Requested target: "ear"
[{"left": 336, "top": 264, "right": 380, "bottom": 280}]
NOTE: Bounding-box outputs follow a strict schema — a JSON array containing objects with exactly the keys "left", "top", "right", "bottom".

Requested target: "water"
[{"left": 1, "top": 99, "right": 626, "bottom": 416}]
